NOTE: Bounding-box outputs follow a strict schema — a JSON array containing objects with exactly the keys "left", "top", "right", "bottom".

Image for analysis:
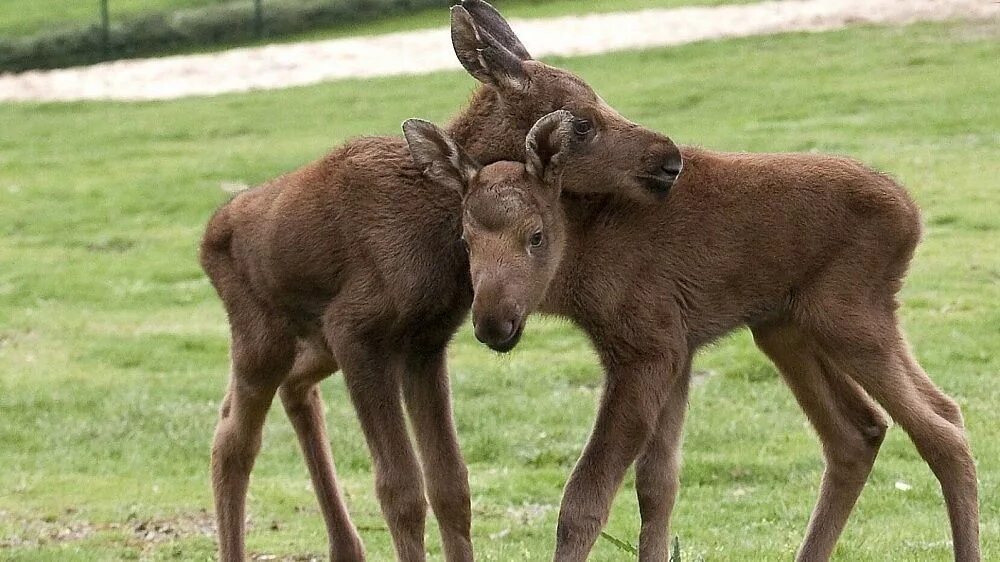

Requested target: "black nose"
[
  {"left": 644, "top": 149, "right": 683, "bottom": 196},
  {"left": 659, "top": 152, "right": 683, "bottom": 183},
  {"left": 474, "top": 316, "right": 516, "bottom": 347}
]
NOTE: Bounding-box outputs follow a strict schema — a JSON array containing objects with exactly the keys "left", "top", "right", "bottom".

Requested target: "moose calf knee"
[
  {"left": 934, "top": 395, "right": 965, "bottom": 429},
  {"left": 556, "top": 499, "right": 607, "bottom": 544},
  {"left": 825, "top": 422, "right": 887, "bottom": 483},
  {"left": 428, "top": 478, "right": 471, "bottom": 532},
  {"left": 212, "top": 421, "right": 259, "bottom": 474},
  {"left": 375, "top": 473, "right": 427, "bottom": 530},
  {"left": 278, "top": 383, "right": 319, "bottom": 417}
]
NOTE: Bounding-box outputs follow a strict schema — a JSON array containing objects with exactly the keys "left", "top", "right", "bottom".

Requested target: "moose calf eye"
[
  {"left": 529, "top": 231, "right": 544, "bottom": 248},
  {"left": 573, "top": 119, "right": 592, "bottom": 137}
]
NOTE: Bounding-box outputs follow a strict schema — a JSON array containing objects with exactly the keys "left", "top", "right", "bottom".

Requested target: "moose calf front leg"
[
  {"left": 554, "top": 357, "right": 679, "bottom": 562},
  {"left": 335, "top": 344, "right": 428, "bottom": 562},
  {"left": 402, "top": 349, "right": 474, "bottom": 562},
  {"left": 635, "top": 366, "right": 691, "bottom": 562}
]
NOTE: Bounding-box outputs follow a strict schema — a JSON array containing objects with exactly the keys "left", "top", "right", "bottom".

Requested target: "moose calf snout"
[
  {"left": 472, "top": 300, "right": 524, "bottom": 352},
  {"left": 645, "top": 141, "right": 684, "bottom": 195},
  {"left": 660, "top": 150, "right": 683, "bottom": 182},
  {"left": 474, "top": 316, "right": 516, "bottom": 345}
]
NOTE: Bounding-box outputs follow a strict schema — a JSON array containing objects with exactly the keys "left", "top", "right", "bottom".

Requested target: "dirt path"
[{"left": 0, "top": 0, "right": 994, "bottom": 102}]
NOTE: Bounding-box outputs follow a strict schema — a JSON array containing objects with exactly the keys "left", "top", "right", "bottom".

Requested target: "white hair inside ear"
[
  {"left": 525, "top": 110, "right": 575, "bottom": 181},
  {"left": 402, "top": 118, "right": 481, "bottom": 194}
]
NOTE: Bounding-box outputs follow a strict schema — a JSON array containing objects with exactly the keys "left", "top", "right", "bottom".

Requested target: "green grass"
[
  {"left": 1, "top": 20, "right": 998, "bottom": 561},
  {"left": 0, "top": 0, "right": 755, "bottom": 73},
  {"left": 280, "top": 0, "right": 757, "bottom": 43},
  {"left": 0, "top": 0, "right": 753, "bottom": 41},
  {"left": 0, "top": 0, "right": 220, "bottom": 37}
]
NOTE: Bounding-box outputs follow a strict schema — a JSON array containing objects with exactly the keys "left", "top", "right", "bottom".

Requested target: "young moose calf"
[
  {"left": 199, "top": 2, "right": 682, "bottom": 560},
  {"left": 405, "top": 111, "right": 980, "bottom": 562}
]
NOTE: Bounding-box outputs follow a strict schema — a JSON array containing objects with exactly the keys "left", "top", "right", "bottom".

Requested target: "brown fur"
[
  {"left": 414, "top": 110, "right": 980, "bottom": 561},
  {"left": 198, "top": 2, "right": 681, "bottom": 560}
]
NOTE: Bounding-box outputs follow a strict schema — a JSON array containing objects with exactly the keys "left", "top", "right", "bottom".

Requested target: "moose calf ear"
[
  {"left": 451, "top": 5, "right": 529, "bottom": 92},
  {"left": 460, "top": 0, "right": 532, "bottom": 61},
  {"left": 525, "top": 110, "right": 576, "bottom": 183},
  {"left": 403, "top": 119, "right": 481, "bottom": 195}
]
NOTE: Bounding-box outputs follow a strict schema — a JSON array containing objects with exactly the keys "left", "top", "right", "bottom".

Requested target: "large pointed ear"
[
  {"left": 403, "top": 119, "right": 481, "bottom": 195},
  {"left": 451, "top": 4, "right": 529, "bottom": 92},
  {"left": 525, "top": 110, "right": 576, "bottom": 185},
  {"left": 460, "top": 0, "right": 531, "bottom": 60}
]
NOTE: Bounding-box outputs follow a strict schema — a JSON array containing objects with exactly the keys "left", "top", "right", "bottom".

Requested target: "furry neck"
[{"left": 446, "top": 85, "right": 534, "bottom": 165}]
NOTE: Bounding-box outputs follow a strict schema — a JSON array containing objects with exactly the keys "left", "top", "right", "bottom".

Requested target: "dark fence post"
[
  {"left": 254, "top": 0, "right": 264, "bottom": 39},
  {"left": 100, "top": 0, "right": 110, "bottom": 58}
]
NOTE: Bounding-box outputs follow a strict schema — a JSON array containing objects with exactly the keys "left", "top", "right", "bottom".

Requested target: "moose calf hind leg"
[
  {"left": 815, "top": 324, "right": 979, "bottom": 561},
  {"left": 280, "top": 350, "right": 365, "bottom": 561},
  {"left": 752, "top": 323, "right": 888, "bottom": 562},
  {"left": 892, "top": 349, "right": 980, "bottom": 562},
  {"left": 213, "top": 374, "right": 287, "bottom": 562}
]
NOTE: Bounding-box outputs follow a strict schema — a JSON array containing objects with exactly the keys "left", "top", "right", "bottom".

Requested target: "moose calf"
[
  {"left": 200, "top": 1, "right": 681, "bottom": 560},
  {"left": 405, "top": 110, "right": 980, "bottom": 562}
]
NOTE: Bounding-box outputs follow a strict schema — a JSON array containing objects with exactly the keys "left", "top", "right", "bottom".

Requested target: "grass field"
[
  {"left": 278, "top": 0, "right": 757, "bottom": 44},
  {"left": 0, "top": 0, "right": 219, "bottom": 37},
  {"left": 1, "top": 20, "right": 998, "bottom": 561},
  {"left": 0, "top": 0, "right": 752, "bottom": 40}
]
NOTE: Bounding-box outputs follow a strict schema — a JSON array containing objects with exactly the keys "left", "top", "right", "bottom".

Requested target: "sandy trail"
[{"left": 0, "top": 0, "right": 994, "bottom": 102}]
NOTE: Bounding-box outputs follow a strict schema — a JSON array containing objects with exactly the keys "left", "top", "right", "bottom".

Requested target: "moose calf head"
[
  {"left": 452, "top": 0, "right": 683, "bottom": 199},
  {"left": 404, "top": 110, "right": 681, "bottom": 352}
]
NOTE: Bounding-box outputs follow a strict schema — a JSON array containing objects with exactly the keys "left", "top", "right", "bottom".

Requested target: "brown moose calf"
[
  {"left": 405, "top": 110, "right": 980, "bottom": 562},
  {"left": 199, "top": 1, "right": 682, "bottom": 560}
]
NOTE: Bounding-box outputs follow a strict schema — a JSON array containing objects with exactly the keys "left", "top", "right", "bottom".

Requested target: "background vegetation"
[
  {"left": 1, "top": 17, "right": 997, "bottom": 561},
  {"left": 0, "top": 0, "right": 754, "bottom": 73},
  {"left": 0, "top": 0, "right": 453, "bottom": 72}
]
